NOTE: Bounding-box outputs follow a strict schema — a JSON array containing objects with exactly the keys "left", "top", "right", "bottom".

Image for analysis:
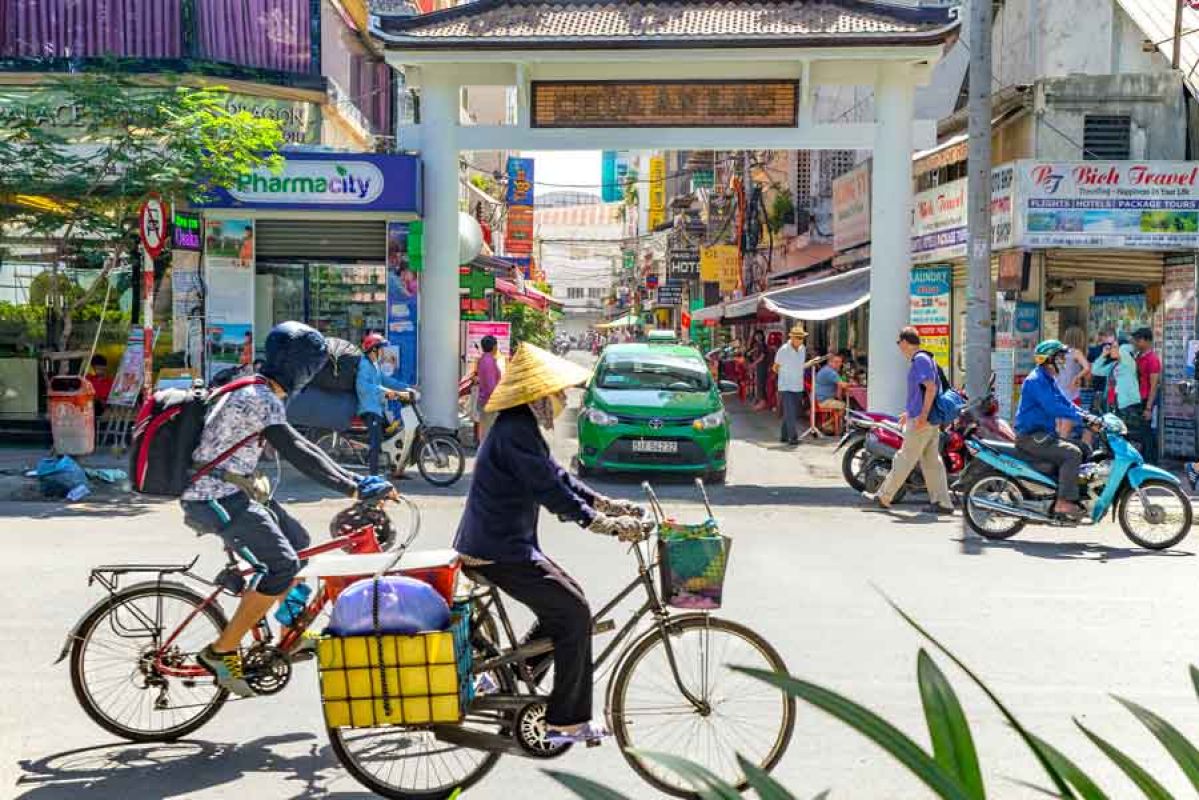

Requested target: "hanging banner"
[
  {"left": 833, "top": 162, "right": 871, "bottom": 252},
  {"left": 386, "top": 222, "right": 420, "bottom": 386},
  {"left": 656, "top": 281, "right": 684, "bottom": 307},
  {"left": 465, "top": 321, "right": 512, "bottom": 364},
  {"left": 668, "top": 248, "right": 700, "bottom": 280},
  {"left": 909, "top": 266, "right": 951, "bottom": 371},
  {"left": 991, "top": 164, "right": 1016, "bottom": 250},
  {"left": 699, "top": 245, "right": 739, "bottom": 291},
  {"left": 648, "top": 155, "right": 667, "bottom": 231},
  {"left": 505, "top": 156, "right": 536, "bottom": 255},
  {"left": 1015, "top": 161, "right": 1199, "bottom": 249},
  {"left": 911, "top": 177, "right": 968, "bottom": 264},
  {"left": 203, "top": 218, "right": 255, "bottom": 377}
]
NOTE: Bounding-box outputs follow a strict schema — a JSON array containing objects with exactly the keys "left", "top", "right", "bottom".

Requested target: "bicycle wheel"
[
  {"left": 417, "top": 435, "right": 465, "bottom": 487},
  {"left": 609, "top": 615, "right": 795, "bottom": 798},
  {"left": 316, "top": 430, "right": 368, "bottom": 470},
  {"left": 69, "top": 582, "right": 230, "bottom": 742}
]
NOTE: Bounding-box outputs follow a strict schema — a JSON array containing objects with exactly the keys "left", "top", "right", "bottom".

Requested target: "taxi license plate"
[{"left": 632, "top": 439, "right": 678, "bottom": 454}]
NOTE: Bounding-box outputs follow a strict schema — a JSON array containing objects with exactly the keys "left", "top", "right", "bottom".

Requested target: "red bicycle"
[{"left": 55, "top": 496, "right": 428, "bottom": 742}]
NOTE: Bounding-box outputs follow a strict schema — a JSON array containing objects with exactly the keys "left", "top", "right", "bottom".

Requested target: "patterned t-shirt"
[{"left": 181, "top": 382, "right": 286, "bottom": 502}]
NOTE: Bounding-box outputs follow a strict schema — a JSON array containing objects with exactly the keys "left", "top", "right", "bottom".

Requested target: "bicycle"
[
  {"left": 329, "top": 481, "right": 795, "bottom": 800},
  {"left": 55, "top": 496, "right": 424, "bottom": 742}
]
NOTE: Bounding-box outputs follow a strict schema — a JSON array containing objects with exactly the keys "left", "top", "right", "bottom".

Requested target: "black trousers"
[
  {"left": 363, "top": 412, "right": 385, "bottom": 475},
  {"left": 1015, "top": 433, "right": 1082, "bottom": 502},
  {"left": 472, "top": 558, "right": 593, "bottom": 727}
]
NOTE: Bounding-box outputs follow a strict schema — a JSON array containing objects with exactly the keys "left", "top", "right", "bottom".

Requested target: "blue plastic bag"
[
  {"left": 34, "top": 455, "right": 89, "bottom": 499},
  {"left": 327, "top": 576, "right": 451, "bottom": 636}
]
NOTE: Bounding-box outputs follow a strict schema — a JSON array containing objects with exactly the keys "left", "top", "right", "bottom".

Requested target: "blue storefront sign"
[{"left": 198, "top": 152, "right": 422, "bottom": 214}]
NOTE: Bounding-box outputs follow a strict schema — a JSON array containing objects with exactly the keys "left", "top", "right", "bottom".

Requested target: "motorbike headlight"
[
  {"left": 1103, "top": 413, "right": 1128, "bottom": 436},
  {"left": 584, "top": 407, "right": 619, "bottom": 426},
  {"left": 694, "top": 410, "right": 725, "bottom": 430}
]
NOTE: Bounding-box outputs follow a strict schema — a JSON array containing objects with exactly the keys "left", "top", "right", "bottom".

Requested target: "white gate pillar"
[
  {"left": 867, "top": 67, "right": 916, "bottom": 414},
  {"left": 417, "top": 68, "right": 461, "bottom": 430}
]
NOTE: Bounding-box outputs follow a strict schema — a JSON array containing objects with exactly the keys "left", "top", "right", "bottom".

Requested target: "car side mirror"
[{"left": 718, "top": 380, "right": 738, "bottom": 394}]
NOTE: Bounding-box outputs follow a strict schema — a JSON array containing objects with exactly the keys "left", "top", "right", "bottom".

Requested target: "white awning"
[
  {"left": 690, "top": 303, "right": 725, "bottom": 322},
  {"left": 762, "top": 267, "right": 871, "bottom": 320}
]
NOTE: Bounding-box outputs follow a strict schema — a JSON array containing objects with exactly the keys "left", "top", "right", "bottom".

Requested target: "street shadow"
[
  {"left": 13, "top": 734, "right": 374, "bottom": 800},
  {"left": 583, "top": 478, "right": 860, "bottom": 509},
  {"left": 0, "top": 496, "right": 162, "bottom": 520},
  {"left": 952, "top": 535, "right": 1196, "bottom": 562}
]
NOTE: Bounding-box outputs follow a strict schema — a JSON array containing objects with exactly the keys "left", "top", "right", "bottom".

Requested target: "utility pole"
[
  {"left": 965, "top": 0, "right": 994, "bottom": 402},
  {"left": 1173, "top": 0, "right": 1185, "bottom": 69}
]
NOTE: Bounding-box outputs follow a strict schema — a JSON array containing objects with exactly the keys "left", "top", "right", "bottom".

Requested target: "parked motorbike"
[
  {"left": 312, "top": 402, "right": 466, "bottom": 487},
  {"left": 835, "top": 409, "right": 898, "bottom": 492},
  {"left": 961, "top": 413, "right": 1192, "bottom": 550}
]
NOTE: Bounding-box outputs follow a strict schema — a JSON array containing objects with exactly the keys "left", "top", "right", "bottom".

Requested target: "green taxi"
[{"left": 576, "top": 342, "right": 734, "bottom": 483}]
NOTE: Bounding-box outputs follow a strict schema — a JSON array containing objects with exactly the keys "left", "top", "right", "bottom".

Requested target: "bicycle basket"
[{"left": 657, "top": 518, "right": 731, "bottom": 610}]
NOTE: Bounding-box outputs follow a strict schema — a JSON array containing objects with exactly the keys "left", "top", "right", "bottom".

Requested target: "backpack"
[
  {"left": 128, "top": 376, "right": 266, "bottom": 497},
  {"left": 917, "top": 351, "right": 966, "bottom": 426},
  {"left": 310, "top": 337, "right": 361, "bottom": 394}
]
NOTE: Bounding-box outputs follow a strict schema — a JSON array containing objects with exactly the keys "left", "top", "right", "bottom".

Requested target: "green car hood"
[{"left": 589, "top": 387, "right": 718, "bottom": 417}]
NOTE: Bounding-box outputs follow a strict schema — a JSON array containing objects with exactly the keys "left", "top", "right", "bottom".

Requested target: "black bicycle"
[{"left": 330, "top": 482, "right": 795, "bottom": 799}]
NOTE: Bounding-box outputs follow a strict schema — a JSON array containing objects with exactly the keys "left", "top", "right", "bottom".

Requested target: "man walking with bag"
[{"left": 862, "top": 327, "right": 954, "bottom": 515}]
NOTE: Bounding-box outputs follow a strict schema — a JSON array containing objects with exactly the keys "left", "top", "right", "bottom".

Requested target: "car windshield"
[{"left": 596, "top": 355, "right": 711, "bottom": 392}]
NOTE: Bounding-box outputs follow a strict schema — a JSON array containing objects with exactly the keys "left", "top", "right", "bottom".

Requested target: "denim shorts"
[{"left": 181, "top": 492, "right": 311, "bottom": 596}]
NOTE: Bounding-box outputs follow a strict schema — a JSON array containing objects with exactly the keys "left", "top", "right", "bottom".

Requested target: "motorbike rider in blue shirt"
[
  {"left": 1014, "top": 339, "right": 1099, "bottom": 519},
  {"left": 357, "top": 333, "right": 416, "bottom": 476}
]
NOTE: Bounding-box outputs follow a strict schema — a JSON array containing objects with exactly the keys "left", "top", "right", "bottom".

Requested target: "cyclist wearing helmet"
[
  {"left": 182, "top": 322, "right": 395, "bottom": 696},
  {"left": 1014, "top": 339, "right": 1097, "bottom": 519},
  {"left": 357, "top": 332, "right": 416, "bottom": 475}
]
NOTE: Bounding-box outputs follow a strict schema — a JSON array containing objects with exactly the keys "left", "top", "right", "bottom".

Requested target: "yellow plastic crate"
[{"left": 318, "top": 632, "right": 462, "bottom": 729}]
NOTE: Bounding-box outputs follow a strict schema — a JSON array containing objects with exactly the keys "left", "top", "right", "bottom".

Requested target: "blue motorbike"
[{"left": 960, "top": 413, "right": 1192, "bottom": 550}]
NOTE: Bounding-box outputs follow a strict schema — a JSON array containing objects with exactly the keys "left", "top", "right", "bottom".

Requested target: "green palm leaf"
[
  {"left": 1114, "top": 696, "right": 1199, "bottom": 792},
  {"left": 1189, "top": 665, "right": 1199, "bottom": 701},
  {"left": 735, "top": 754, "right": 797, "bottom": 800},
  {"left": 917, "top": 649, "right": 985, "bottom": 800},
  {"left": 1075, "top": 719, "right": 1175, "bottom": 800},
  {"left": 543, "top": 770, "right": 637, "bottom": 800},
  {"left": 734, "top": 667, "right": 974, "bottom": 800},
  {"left": 1026, "top": 732, "right": 1111, "bottom": 800}
]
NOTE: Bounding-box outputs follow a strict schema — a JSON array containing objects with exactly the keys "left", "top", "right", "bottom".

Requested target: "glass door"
[{"left": 308, "top": 263, "right": 386, "bottom": 344}]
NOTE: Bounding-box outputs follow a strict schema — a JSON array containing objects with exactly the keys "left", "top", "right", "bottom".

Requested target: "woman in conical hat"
[{"left": 453, "top": 342, "right": 647, "bottom": 745}]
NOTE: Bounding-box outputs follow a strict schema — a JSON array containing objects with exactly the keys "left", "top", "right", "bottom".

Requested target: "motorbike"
[
  {"left": 312, "top": 401, "right": 466, "bottom": 487},
  {"left": 835, "top": 409, "right": 898, "bottom": 492},
  {"left": 960, "top": 413, "right": 1192, "bottom": 550}
]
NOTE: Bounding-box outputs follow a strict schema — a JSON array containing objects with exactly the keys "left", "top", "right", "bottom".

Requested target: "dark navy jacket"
[{"left": 454, "top": 406, "right": 599, "bottom": 562}]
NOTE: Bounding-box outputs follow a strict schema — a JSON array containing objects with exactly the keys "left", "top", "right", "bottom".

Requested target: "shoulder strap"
[
  {"left": 189, "top": 376, "right": 270, "bottom": 484},
  {"left": 189, "top": 432, "right": 263, "bottom": 484}
]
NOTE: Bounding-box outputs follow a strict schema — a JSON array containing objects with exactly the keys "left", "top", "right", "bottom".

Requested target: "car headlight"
[
  {"left": 693, "top": 410, "right": 725, "bottom": 430},
  {"left": 584, "top": 407, "right": 619, "bottom": 426}
]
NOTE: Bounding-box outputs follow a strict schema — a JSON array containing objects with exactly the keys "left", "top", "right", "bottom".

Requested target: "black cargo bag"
[{"left": 310, "top": 337, "right": 362, "bottom": 393}]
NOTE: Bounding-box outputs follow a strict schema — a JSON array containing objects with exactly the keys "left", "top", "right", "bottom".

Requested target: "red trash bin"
[{"left": 48, "top": 376, "right": 96, "bottom": 456}]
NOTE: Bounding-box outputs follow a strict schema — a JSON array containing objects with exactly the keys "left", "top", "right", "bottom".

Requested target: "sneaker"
[
  {"left": 921, "top": 504, "right": 955, "bottom": 516},
  {"left": 861, "top": 492, "right": 892, "bottom": 511},
  {"left": 545, "top": 721, "right": 610, "bottom": 746},
  {"left": 1186, "top": 462, "right": 1199, "bottom": 492},
  {"left": 196, "top": 645, "right": 255, "bottom": 698}
]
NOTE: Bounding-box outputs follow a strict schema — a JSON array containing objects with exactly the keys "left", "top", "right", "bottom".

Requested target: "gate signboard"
[{"left": 531, "top": 81, "right": 799, "bottom": 128}]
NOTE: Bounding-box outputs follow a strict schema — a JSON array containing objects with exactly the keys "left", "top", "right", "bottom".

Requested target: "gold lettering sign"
[{"left": 532, "top": 81, "right": 799, "bottom": 128}]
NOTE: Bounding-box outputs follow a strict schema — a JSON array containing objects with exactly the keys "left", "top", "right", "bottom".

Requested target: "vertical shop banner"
[
  {"left": 911, "top": 177, "right": 968, "bottom": 264},
  {"left": 909, "top": 266, "right": 951, "bottom": 371},
  {"left": 1013, "top": 302, "right": 1041, "bottom": 382},
  {"left": 171, "top": 250, "right": 204, "bottom": 370},
  {"left": 108, "top": 329, "right": 147, "bottom": 407},
  {"left": 991, "top": 164, "right": 1016, "bottom": 249},
  {"left": 832, "top": 161, "right": 870, "bottom": 252},
  {"left": 465, "top": 321, "right": 512, "bottom": 363},
  {"left": 700, "top": 245, "right": 740, "bottom": 293},
  {"left": 505, "top": 157, "right": 535, "bottom": 255},
  {"left": 648, "top": 155, "right": 667, "bottom": 231},
  {"left": 387, "top": 222, "right": 420, "bottom": 386},
  {"left": 203, "top": 218, "right": 255, "bottom": 377},
  {"left": 1163, "top": 261, "right": 1197, "bottom": 456}
]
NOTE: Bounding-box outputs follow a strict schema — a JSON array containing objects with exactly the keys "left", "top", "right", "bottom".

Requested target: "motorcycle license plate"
[{"left": 632, "top": 439, "right": 678, "bottom": 454}]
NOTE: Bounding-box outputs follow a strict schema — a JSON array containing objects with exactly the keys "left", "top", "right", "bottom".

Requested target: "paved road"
[{"left": 6, "top": 388, "right": 1199, "bottom": 799}]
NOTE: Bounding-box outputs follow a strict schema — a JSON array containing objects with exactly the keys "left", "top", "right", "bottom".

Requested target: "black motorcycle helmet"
[{"left": 259, "top": 321, "right": 328, "bottom": 395}]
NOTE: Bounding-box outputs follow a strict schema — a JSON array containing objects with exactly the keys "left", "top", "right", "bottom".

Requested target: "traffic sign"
[{"left": 139, "top": 195, "right": 169, "bottom": 259}]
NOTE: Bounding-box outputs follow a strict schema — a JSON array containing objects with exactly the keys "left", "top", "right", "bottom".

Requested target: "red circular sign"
[{"left": 139, "top": 195, "right": 169, "bottom": 258}]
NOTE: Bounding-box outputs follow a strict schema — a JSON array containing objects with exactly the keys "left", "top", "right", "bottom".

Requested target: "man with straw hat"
[
  {"left": 772, "top": 323, "right": 812, "bottom": 445},
  {"left": 454, "top": 342, "right": 648, "bottom": 745}
]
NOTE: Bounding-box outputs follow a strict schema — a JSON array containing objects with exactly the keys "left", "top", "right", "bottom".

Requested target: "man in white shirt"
[{"left": 772, "top": 324, "right": 809, "bottom": 445}]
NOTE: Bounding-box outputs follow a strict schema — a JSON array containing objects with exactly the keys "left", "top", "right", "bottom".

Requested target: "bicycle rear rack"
[{"left": 88, "top": 555, "right": 205, "bottom": 593}]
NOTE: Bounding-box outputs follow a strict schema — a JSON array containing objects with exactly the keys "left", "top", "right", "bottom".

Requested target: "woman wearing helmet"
[
  {"left": 453, "top": 343, "right": 646, "bottom": 745},
  {"left": 357, "top": 332, "right": 416, "bottom": 475},
  {"left": 181, "top": 322, "right": 394, "bottom": 697},
  {"left": 1013, "top": 339, "right": 1097, "bottom": 519}
]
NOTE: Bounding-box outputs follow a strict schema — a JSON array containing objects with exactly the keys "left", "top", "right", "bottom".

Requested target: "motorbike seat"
[{"left": 978, "top": 439, "right": 1057, "bottom": 476}]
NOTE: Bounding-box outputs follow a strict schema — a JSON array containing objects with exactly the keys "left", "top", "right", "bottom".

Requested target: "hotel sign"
[{"left": 531, "top": 81, "right": 799, "bottom": 128}]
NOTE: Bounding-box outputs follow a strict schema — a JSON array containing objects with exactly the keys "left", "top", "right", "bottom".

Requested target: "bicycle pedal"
[{"left": 585, "top": 738, "right": 603, "bottom": 749}]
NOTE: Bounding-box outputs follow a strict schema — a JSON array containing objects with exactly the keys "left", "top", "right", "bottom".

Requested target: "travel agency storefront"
[
  {"left": 194, "top": 151, "right": 423, "bottom": 383},
  {"left": 995, "top": 160, "right": 1199, "bottom": 458}
]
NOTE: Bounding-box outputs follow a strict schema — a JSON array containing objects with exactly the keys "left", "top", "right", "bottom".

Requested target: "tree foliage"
[{"left": 0, "top": 70, "right": 285, "bottom": 350}]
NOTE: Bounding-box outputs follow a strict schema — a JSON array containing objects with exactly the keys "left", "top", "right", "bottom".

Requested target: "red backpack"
[{"left": 129, "top": 376, "right": 266, "bottom": 497}]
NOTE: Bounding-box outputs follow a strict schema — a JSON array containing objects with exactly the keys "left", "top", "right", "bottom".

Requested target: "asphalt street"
[{"left": 5, "top": 381, "right": 1199, "bottom": 799}]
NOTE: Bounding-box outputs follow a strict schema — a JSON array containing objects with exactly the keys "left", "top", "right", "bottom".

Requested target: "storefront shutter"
[
  {"left": 950, "top": 257, "right": 999, "bottom": 288},
  {"left": 255, "top": 220, "right": 387, "bottom": 261},
  {"left": 1044, "top": 250, "right": 1165, "bottom": 283}
]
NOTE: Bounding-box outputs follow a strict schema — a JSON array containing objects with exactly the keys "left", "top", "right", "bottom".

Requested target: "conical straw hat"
[{"left": 484, "top": 342, "right": 593, "bottom": 412}]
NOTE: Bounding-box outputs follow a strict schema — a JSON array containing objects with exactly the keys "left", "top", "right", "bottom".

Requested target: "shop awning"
[
  {"left": 495, "top": 277, "right": 561, "bottom": 311},
  {"left": 690, "top": 303, "right": 725, "bottom": 323},
  {"left": 761, "top": 267, "right": 871, "bottom": 320},
  {"left": 595, "top": 313, "right": 638, "bottom": 330}
]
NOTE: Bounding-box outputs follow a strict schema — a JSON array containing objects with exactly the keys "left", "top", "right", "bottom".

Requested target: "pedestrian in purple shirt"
[
  {"left": 862, "top": 326, "right": 953, "bottom": 514},
  {"left": 473, "top": 335, "right": 504, "bottom": 442}
]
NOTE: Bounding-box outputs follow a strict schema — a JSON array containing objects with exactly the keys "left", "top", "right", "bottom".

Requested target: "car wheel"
[
  {"left": 572, "top": 456, "right": 593, "bottom": 478},
  {"left": 707, "top": 468, "right": 727, "bottom": 485}
]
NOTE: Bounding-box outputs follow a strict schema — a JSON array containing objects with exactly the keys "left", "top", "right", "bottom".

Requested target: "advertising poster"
[
  {"left": 386, "top": 222, "right": 420, "bottom": 386},
  {"left": 1163, "top": 262, "right": 1197, "bottom": 456},
  {"left": 911, "top": 177, "right": 968, "bottom": 264},
  {"left": 170, "top": 250, "right": 204, "bottom": 369},
  {"left": 203, "top": 218, "right": 255, "bottom": 375},
  {"left": 909, "top": 266, "right": 951, "bottom": 371},
  {"left": 108, "top": 329, "right": 147, "bottom": 407},
  {"left": 832, "top": 161, "right": 871, "bottom": 252},
  {"left": 1087, "top": 293, "right": 1149, "bottom": 341},
  {"left": 648, "top": 155, "right": 667, "bottom": 230},
  {"left": 699, "top": 245, "right": 740, "bottom": 292},
  {"left": 1013, "top": 302, "right": 1041, "bottom": 381},
  {"left": 465, "top": 321, "right": 512, "bottom": 364},
  {"left": 991, "top": 164, "right": 1016, "bottom": 249},
  {"left": 505, "top": 157, "right": 535, "bottom": 255},
  {"left": 1017, "top": 162, "right": 1199, "bottom": 249}
]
